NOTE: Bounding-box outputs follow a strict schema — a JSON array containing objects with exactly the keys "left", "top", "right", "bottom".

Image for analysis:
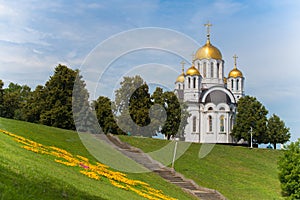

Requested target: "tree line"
[
  {"left": 0, "top": 64, "right": 189, "bottom": 139},
  {"left": 232, "top": 96, "right": 290, "bottom": 149},
  {"left": 0, "top": 64, "right": 290, "bottom": 145}
]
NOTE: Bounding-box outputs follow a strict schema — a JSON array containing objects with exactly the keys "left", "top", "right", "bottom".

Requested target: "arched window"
[
  {"left": 178, "top": 84, "right": 181, "bottom": 89},
  {"left": 203, "top": 62, "right": 207, "bottom": 78},
  {"left": 188, "top": 77, "right": 191, "bottom": 88},
  {"left": 217, "top": 63, "right": 220, "bottom": 78},
  {"left": 208, "top": 107, "right": 213, "bottom": 111},
  {"left": 220, "top": 115, "right": 225, "bottom": 132},
  {"left": 231, "top": 79, "right": 234, "bottom": 89},
  {"left": 236, "top": 79, "right": 239, "bottom": 90},
  {"left": 193, "top": 116, "right": 197, "bottom": 132},
  {"left": 219, "top": 107, "right": 225, "bottom": 111},
  {"left": 210, "top": 62, "right": 214, "bottom": 78},
  {"left": 208, "top": 116, "right": 213, "bottom": 132},
  {"left": 193, "top": 77, "right": 196, "bottom": 89}
]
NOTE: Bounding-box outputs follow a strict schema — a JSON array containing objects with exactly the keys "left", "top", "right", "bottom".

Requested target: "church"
[{"left": 174, "top": 23, "right": 245, "bottom": 143}]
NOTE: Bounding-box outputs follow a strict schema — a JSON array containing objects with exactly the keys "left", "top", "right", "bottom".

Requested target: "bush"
[{"left": 278, "top": 139, "right": 300, "bottom": 199}]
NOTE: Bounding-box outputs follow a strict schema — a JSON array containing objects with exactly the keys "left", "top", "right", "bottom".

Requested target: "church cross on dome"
[
  {"left": 190, "top": 52, "right": 195, "bottom": 61},
  {"left": 233, "top": 54, "right": 238, "bottom": 69},
  {"left": 204, "top": 22, "right": 212, "bottom": 40},
  {"left": 180, "top": 61, "right": 185, "bottom": 72}
]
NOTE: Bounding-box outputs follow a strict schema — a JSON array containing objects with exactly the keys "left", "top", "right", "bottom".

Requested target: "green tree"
[
  {"left": 128, "top": 83, "right": 151, "bottom": 135},
  {"left": 232, "top": 96, "right": 268, "bottom": 145},
  {"left": 21, "top": 85, "right": 45, "bottom": 123},
  {"left": 278, "top": 139, "right": 300, "bottom": 199},
  {"left": 1, "top": 83, "right": 31, "bottom": 119},
  {"left": 150, "top": 87, "right": 167, "bottom": 135},
  {"left": 114, "top": 76, "right": 152, "bottom": 136},
  {"left": 93, "top": 96, "right": 123, "bottom": 134},
  {"left": 151, "top": 88, "right": 189, "bottom": 140},
  {"left": 40, "top": 64, "right": 89, "bottom": 130},
  {"left": 266, "top": 114, "right": 290, "bottom": 149}
]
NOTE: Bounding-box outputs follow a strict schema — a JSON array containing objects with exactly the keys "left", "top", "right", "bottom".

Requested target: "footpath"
[{"left": 96, "top": 134, "right": 226, "bottom": 200}]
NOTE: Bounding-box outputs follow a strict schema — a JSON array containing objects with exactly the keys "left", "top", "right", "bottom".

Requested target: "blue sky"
[{"left": 1, "top": 0, "right": 300, "bottom": 141}]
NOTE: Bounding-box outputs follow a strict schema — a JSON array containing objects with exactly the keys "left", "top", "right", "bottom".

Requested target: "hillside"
[
  {"left": 0, "top": 117, "right": 195, "bottom": 200},
  {"left": 118, "top": 135, "right": 285, "bottom": 200}
]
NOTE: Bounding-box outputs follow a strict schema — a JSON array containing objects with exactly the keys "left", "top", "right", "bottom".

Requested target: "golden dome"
[
  {"left": 176, "top": 73, "right": 185, "bottom": 83},
  {"left": 195, "top": 39, "right": 222, "bottom": 60},
  {"left": 223, "top": 77, "right": 227, "bottom": 84},
  {"left": 228, "top": 54, "right": 243, "bottom": 78},
  {"left": 186, "top": 65, "right": 200, "bottom": 76},
  {"left": 228, "top": 68, "right": 243, "bottom": 78}
]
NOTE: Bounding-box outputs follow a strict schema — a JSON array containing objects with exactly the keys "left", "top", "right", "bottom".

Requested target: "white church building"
[{"left": 174, "top": 23, "right": 245, "bottom": 143}]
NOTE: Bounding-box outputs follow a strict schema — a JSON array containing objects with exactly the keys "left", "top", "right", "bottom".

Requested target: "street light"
[{"left": 250, "top": 126, "right": 253, "bottom": 149}]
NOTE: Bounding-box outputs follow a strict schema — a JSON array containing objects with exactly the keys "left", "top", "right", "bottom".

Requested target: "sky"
[{"left": 1, "top": 0, "right": 300, "bottom": 141}]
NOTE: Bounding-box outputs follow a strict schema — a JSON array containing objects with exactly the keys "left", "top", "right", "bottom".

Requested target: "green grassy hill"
[
  {"left": 118, "top": 135, "right": 285, "bottom": 200},
  {"left": 0, "top": 117, "right": 195, "bottom": 200}
]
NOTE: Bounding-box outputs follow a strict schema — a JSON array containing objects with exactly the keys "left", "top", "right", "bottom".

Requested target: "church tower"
[
  {"left": 227, "top": 54, "right": 245, "bottom": 101},
  {"left": 193, "top": 22, "right": 225, "bottom": 89},
  {"left": 183, "top": 61, "right": 202, "bottom": 103}
]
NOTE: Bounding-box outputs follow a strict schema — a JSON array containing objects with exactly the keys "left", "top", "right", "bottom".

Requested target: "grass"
[
  {"left": 118, "top": 135, "right": 285, "bottom": 200},
  {"left": 0, "top": 117, "right": 196, "bottom": 200}
]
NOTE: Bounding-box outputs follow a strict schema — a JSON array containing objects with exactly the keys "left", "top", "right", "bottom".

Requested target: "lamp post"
[{"left": 250, "top": 126, "right": 253, "bottom": 149}]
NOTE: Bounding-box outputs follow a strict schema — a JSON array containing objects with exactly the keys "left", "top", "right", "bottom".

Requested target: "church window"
[
  {"left": 236, "top": 79, "right": 239, "bottom": 90},
  {"left": 211, "top": 62, "right": 214, "bottom": 78},
  {"left": 208, "top": 107, "right": 213, "bottom": 111},
  {"left": 219, "top": 107, "right": 225, "bottom": 111},
  {"left": 179, "top": 84, "right": 181, "bottom": 89},
  {"left": 231, "top": 79, "right": 234, "bottom": 89},
  {"left": 208, "top": 116, "right": 213, "bottom": 132},
  {"left": 220, "top": 115, "right": 225, "bottom": 132},
  {"left": 217, "top": 63, "right": 220, "bottom": 78},
  {"left": 193, "top": 116, "right": 197, "bottom": 132},
  {"left": 203, "top": 62, "right": 207, "bottom": 78},
  {"left": 193, "top": 77, "right": 196, "bottom": 89},
  {"left": 188, "top": 77, "right": 191, "bottom": 88}
]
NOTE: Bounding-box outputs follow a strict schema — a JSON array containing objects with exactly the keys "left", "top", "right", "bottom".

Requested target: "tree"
[
  {"left": 114, "top": 76, "right": 144, "bottom": 114},
  {"left": 278, "top": 139, "right": 300, "bottom": 199},
  {"left": 232, "top": 96, "right": 268, "bottom": 145},
  {"left": 39, "top": 64, "right": 89, "bottom": 130},
  {"left": 128, "top": 83, "right": 151, "bottom": 135},
  {"left": 114, "top": 76, "right": 152, "bottom": 136},
  {"left": 266, "top": 114, "right": 290, "bottom": 149},
  {"left": 151, "top": 88, "right": 190, "bottom": 140},
  {"left": 1, "top": 83, "right": 31, "bottom": 119},
  {"left": 93, "top": 96, "right": 123, "bottom": 134},
  {"left": 21, "top": 85, "right": 46, "bottom": 123}
]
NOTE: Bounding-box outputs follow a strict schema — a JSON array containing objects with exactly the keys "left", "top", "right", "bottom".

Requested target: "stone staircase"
[{"left": 97, "top": 134, "right": 226, "bottom": 200}]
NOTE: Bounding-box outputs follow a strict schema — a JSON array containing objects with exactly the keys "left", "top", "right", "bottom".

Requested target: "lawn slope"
[
  {"left": 118, "top": 135, "right": 284, "bottom": 200},
  {"left": 0, "top": 117, "right": 195, "bottom": 200}
]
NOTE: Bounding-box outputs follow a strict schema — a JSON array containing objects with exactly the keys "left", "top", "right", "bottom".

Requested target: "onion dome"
[
  {"left": 195, "top": 39, "right": 222, "bottom": 60},
  {"left": 228, "top": 68, "right": 243, "bottom": 78},
  {"left": 176, "top": 73, "right": 185, "bottom": 83},
  {"left": 228, "top": 54, "right": 243, "bottom": 78},
  {"left": 186, "top": 65, "right": 200, "bottom": 76},
  {"left": 195, "top": 22, "right": 222, "bottom": 60}
]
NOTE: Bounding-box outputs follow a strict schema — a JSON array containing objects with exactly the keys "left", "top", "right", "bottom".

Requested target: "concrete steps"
[{"left": 102, "top": 134, "right": 226, "bottom": 200}]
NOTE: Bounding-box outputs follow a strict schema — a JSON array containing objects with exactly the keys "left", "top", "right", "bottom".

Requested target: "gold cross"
[
  {"left": 180, "top": 61, "right": 185, "bottom": 72},
  {"left": 190, "top": 52, "right": 195, "bottom": 61},
  {"left": 204, "top": 22, "right": 212, "bottom": 36},
  {"left": 233, "top": 54, "right": 238, "bottom": 68}
]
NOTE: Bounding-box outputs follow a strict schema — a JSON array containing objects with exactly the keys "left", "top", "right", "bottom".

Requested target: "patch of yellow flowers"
[{"left": 0, "top": 129, "right": 177, "bottom": 200}]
